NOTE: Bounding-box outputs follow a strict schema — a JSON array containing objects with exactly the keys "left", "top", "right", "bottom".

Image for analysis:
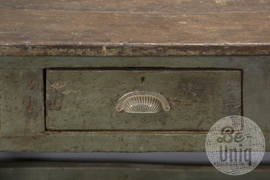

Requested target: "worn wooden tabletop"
[{"left": 0, "top": 0, "right": 269, "bottom": 56}]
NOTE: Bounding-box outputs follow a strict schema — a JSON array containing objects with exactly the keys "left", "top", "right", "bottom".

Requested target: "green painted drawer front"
[{"left": 46, "top": 69, "right": 241, "bottom": 131}]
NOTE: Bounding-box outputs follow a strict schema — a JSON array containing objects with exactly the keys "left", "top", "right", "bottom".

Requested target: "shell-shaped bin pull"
[{"left": 116, "top": 91, "right": 170, "bottom": 113}]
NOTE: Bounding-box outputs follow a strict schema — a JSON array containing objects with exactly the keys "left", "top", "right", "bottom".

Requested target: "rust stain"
[
  {"left": 47, "top": 81, "right": 65, "bottom": 111},
  {"left": 25, "top": 99, "right": 39, "bottom": 118},
  {"left": 47, "top": 98, "right": 63, "bottom": 111},
  {"left": 28, "top": 79, "right": 43, "bottom": 90},
  {"left": 56, "top": 99, "right": 62, "bottom": 111},
  {"left": 26, "top": 100, "right": 34, "bottom": 114},
  {"left": 28, "top": 80, "right": 34, "bottom": 90}
]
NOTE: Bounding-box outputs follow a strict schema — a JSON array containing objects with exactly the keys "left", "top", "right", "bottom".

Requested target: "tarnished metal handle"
[{"left": 116, "top": 91, "right": 170, "bottom": 113}]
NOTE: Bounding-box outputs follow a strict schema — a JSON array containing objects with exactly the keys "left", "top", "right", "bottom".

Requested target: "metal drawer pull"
[{"left": 116, "top": 91, "right": 170, "bottom": 113}]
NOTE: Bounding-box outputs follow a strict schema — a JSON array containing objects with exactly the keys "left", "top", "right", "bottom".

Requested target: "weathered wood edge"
[
  {"left": 1, "top": 45, "right": 270, "bottom": 56},
  {"left": 0, "top": 162, "right": 270, "bottom": 180},
  {"left": 0, "top": 56, "right": 269, "bottom": 68},
  {"left": 1, "top": 0, "right": 270, "bottom": 14}
]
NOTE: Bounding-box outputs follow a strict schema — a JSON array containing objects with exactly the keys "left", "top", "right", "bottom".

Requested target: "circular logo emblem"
[{"left": 205, "top": 116, "right": 265, "bottom": 175}]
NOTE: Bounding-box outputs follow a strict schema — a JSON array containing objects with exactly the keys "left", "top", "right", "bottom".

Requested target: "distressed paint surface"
[
  {"left": 46, "top": 70, "right": 241, "bottom": 130},
  {"left": 1, "top": 131, "right": 270, "bottom": 152},
  {"left": 0, "top": 56, "right": 269, "bottom": 152},
  {"left": 0, "top": 163, "right": 270, "bottom": 180},
  {"left": 0, "top": 69, "right": 44, "bottom": 134},
  {"left": 0, "top": 131, "right": 206, "bottom": 152}
]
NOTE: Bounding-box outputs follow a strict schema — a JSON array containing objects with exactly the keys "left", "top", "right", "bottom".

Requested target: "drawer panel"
[{"left": 46, "top": 69, "right": 241, "bottom": 131}]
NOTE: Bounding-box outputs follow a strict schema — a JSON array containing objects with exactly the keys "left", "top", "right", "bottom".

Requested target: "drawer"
[{"left": 46, "top": 69, "right": 241, "bottom": 131}]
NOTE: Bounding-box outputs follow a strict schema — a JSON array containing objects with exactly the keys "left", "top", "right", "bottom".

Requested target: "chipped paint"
[{"left": 50, "top": 82, "right": 66, "bottom": 90}]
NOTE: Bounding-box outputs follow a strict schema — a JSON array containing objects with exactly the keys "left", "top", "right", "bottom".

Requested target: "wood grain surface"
[
  {"left": 1, "top": 0, "right": 270, "bottom": 13},
  {"left": 0, "top": 0, "right": 269, "bottom": 56}
]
